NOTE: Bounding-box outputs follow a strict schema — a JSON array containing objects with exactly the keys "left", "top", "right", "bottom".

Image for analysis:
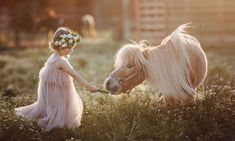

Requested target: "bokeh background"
[
  {"left": 0, "top": 0, "right": 234, "bottom": 141},
  {"left": 1, "top": 0, "right": 235, "bottom": 47}
]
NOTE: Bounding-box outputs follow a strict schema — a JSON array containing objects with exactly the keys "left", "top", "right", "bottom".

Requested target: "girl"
[{"left": 15, "top": 27, "right": 97, "bottom": 131}]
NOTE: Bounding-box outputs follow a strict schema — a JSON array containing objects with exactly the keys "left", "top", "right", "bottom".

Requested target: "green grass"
[{"left": 0, "top": 39, "right": 234, "bottom": 141}]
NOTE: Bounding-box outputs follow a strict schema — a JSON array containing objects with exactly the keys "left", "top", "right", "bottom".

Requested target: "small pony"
[{"left": 104, "top": 23, "right": 208, "bottom": 102}]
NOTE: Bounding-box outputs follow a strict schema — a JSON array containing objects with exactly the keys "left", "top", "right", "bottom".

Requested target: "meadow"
[{"left": 0, "top": 36, "right": 234, "bottom": 141}]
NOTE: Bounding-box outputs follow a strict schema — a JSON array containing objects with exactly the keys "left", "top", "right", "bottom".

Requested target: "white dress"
[{"left": 15, "top": 53, "right": 83, "bottom": 130}]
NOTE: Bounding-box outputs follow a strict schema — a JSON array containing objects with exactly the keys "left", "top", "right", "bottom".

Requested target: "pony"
[
  {"left": 81, "top": 14, "right": 97, "bottom": 38},
  {"left": 104, "top": 23, "right": 208, "bottom": 102}
]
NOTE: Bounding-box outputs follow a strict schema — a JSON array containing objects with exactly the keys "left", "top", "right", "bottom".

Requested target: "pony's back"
[{"left": 146, "top": 23, "right": 207, "bottom": 100}]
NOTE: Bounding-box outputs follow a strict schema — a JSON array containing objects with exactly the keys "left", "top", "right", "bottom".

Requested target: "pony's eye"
[{"left": 127, "top": 64, "right": 132, "bottom": 68}]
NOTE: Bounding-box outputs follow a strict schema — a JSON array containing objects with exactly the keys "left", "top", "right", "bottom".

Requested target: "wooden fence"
[
  {"left": 0, "top": 8, "right": 11, "bottom": 35},
  {"left": 132, "top": 0, "right": 235, "bottom": 46}
]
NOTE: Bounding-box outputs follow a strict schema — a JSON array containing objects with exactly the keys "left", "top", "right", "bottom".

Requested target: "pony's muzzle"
[{"left": 104, "top": 76, "right": 121, "bottom": 94}]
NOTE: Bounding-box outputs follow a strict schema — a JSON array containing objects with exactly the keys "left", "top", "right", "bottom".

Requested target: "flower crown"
[{"left": 53, "top": 33, "right": 80, "bottom": 48}]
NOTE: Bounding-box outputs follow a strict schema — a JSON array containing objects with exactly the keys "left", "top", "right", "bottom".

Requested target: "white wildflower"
[
  {"left": 61, "top": 39, "right": 65, "bottom": 43},
  {"left": 61, "top": 34, "right": 67, "bottom": 38},
  {"left": 59, "top": 41, "right": 62, "bottom": 45},
  {"left": 61, "top": 43, "right": 67, "bottom": 48},
  {"left": 54, "top": 41, "right": 59, "bottom": 46},
  {"left": 67, "top": 34, "right": 73, "bottom": 38},
  {"left": 69, "top": 39, "right": 73, "bottom": 44},
  {"left": 73, "top": 35, "right": 80, "bottom": 41}
]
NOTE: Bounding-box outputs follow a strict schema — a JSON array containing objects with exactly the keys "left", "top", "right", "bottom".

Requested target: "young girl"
[{"left": 15, "top": 27, "right": 97, "bottom": 131}]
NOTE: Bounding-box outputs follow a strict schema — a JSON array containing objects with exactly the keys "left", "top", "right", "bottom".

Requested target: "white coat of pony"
[{"left": 115, "top": 23, "right": 208, "bottom": 100}]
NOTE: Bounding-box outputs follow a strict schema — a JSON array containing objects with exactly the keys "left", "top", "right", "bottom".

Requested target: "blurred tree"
[
  {"left": 33, "top": 7, "right": 64, "bottom": 32},
  {"left": 1, "top": 0, "right": 48, "bottom": 47},
  {"left": 33, "top": 7, "right": 65, "bottom": 44}
]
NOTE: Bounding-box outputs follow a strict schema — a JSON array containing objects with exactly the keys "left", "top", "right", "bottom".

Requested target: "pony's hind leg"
[
  {"left": 164, "top": 96, "right": 178, "bottom": 105},
  {"left": 164, "top": 95, "right": 194, "bottom": 106}
]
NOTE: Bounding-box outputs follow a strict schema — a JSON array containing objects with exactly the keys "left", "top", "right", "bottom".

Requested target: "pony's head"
[{"left": 104, "top": 41, "right": 149, "bottom": 94}]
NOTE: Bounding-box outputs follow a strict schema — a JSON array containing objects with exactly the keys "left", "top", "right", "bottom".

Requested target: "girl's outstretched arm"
[{"left": 55, "top": 58, "right": 97, "bottom": 92}]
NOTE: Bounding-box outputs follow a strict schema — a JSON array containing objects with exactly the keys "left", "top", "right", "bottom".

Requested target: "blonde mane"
[{"left": 114, "top": 42, "right": 148, "bottom": 70}]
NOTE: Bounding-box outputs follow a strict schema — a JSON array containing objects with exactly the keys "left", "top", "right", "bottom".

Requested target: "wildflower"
[
  {"left": 54, "top": 41, "right": 59, "bottom": 46},
  {"left": 59, "top": 41, "right": 62, "bottom": 45},
  {"left": 61, "top": 34, "right": 67, "bottom": 38},
  {"left": 69, "top": 39, "right": 73, "bottom": 44},
  {"left": 74, "top": 35, "right": 80, "bottom": 41},
  {"left": 67, "top": 34, "right": 73, "bottom": 38},
  {"left": 61, "top": 39, "right": 65, "bottom": 43},
  {"left": 62, "top": 43, "right": 67, "bottom": 48}
]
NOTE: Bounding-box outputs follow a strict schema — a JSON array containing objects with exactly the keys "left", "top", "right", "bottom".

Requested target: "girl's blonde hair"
[{"left": 49, "top": 27, "right": 74, "bottom": 51}]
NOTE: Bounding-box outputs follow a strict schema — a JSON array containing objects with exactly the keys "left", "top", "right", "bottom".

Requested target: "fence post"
[{"left": 122, "top": 0, "right": 130, "bottom": 40}]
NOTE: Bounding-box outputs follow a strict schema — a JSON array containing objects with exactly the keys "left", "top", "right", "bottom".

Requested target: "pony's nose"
[
  {"left": 104, "top": 78, "right": 111, "bottom": 91},
  {"left": 104, "top": 77, "right": 119, "bottom": 93},
  {"left": 110, "top": 86, "right": 118, "bottom": 92},
  {"left": 106, "top": 79, "right": 111, "bottom": 88}
]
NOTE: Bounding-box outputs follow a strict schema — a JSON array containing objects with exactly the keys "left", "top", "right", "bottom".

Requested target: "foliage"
[{"left": 0, "top": 40, "right": 234, "bottom": 141}]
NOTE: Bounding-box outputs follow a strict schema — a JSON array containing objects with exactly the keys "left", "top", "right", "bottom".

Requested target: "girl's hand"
[{"left": 89, "top": 85, "right": 97, "bottom": 93}]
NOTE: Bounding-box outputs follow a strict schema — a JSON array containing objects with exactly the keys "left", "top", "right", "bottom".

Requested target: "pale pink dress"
[{"left": 15, "top": 53, "right": 83, "bottom": 130}]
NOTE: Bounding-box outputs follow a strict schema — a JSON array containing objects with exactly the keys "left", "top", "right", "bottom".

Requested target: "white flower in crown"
[
  {"left": 61, "top": 34, "right": 67, "bottom": 38},
  {"left": 61, "top": 43, "right": 67, "bottom": 48},
  {"left": 73, "top": 35, "right": 80, "bottom": 41},
  {"left": 67, "top": 34, "right": 73, "bottom": 39},
  {"left": 61, "top": 39, "right": 65, "bottom": 43},
  {"left": 59, "top": 41, "right": 62, "bottom": 45},
  {"left": 54, "top": 41, "right": 59, "bottom": 46},
  {"left": 69, "top": 39, "right": 73, "bottom": 44}
]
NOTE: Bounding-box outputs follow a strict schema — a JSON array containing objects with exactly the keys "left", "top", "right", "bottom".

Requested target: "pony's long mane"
[{"left": 114, "top": 42, "right": 148, "bottom": 70}]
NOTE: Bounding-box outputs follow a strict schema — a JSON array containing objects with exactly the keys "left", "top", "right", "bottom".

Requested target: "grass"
[{"left": 0, "top": 38, "right": 234, "bottom": 141}]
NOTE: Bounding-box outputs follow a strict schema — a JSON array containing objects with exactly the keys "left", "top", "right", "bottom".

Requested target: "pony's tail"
[
  {"left": 160, "top": 23, "right": 196, "bottom": 64},
  {"left": 161, "top": 22, "right": 192, "bottom": 45},
  {"left": 160, "top": 23, "right": 199, "bottom": 99},
  {"left": 171, "top": 22, "right": 192, "bottom": 36}
]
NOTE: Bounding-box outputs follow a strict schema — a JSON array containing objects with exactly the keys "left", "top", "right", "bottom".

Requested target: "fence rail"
[{"left": 132, "top": 0, "right": 235, "bottom": 46}]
